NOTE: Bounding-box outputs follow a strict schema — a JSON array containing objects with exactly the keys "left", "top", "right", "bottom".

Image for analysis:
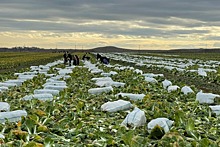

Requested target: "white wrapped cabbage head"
[
  {"left": 88, "top": 86, "right": 113, "bottom": 95},
  {"left": 209, "top": 105, "right": 220, "bottom": 115},
  {"left": 145, "top": 77, "right": 158, "bottom": 84},
  {"left": 101, "top": 100, "right": 132, "bottom": 112},
  {"left": 198, "top": 68, "right": 207, "bottom": 77},
  {"left": 22, "top": 94, "right": 53, "bottom": 101},
  {"left": 0, "top": 102, "right": 10, "bottom": 112},
  {"left": 121, "top": 107, "right": 146, "bottom": 127},
  {"left": 167, "top": 85, "right": 180, "bottom": 92},
  {"left": 96, "top": 81, "right": 125, "bottom": 87},
  {"left": 147, "top": 118, "right": 174, "bottom": 133},
  {"left": 34, "top": 89, "right": 60, "bottom": 96},
  {"left": 0, "top": 110, "right": 27, "bottom": 123},
  {"left": 44, "top": 85, "right": 67, "bottom": 91},
  {"left": 196, "top": 91, "right": 220, "bottom": 104},
  {"left": 115, "top": 93, "right": 145, "bottom": 101},
  {"left": 162, "top": 79, "right": 172, "bottom": 89},
  {"left": 181, "top": 86, "right": 194, "bottom": 95}
]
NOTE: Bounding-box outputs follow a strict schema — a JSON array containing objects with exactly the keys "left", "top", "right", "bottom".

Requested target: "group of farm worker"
[
  {"left": 63, "top": 52, "right": 80, "bottom": 66},
  {"left": 63, "top": 52, "right": 110, "bottom": 66}
]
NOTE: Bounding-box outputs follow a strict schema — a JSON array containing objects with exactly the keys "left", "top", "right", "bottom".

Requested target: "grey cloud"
[
  {"left": 1, "top": 0, "right": 220, "bottom": 21},
  {"left": 168, "top": 29, "right": 210, "bottom": 35},
  {"left": 0, "top": 0, "right": 220, "bottom": 42},
  {"left": 206, "top": 36, "right": 220, "bottom": 41}
]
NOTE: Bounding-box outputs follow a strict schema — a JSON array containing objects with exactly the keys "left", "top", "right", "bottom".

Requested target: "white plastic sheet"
[
  {"left": 162, "top": 79, "right": 172, "bottom": 89},
  {"left": 44, "top": 85, "right": 67, "bottom": 91},
  {"left": 18, "top": 75, "right": 36, "bottom": 81},
  {"left": 196, "top": 91, "right": 220, "bottom": 104},
  {"left": 30, "top": 66, "right": 39, "bottom": 70},
  {"left": 22, "top": 94, "right": 53, "bottom": 101},
  {"left": 203, "top": 68, "right": 217, "bottom": 73},
  {"left": 0, "top": 82, "right": 17, "bottom": 88},
  {"left": 209, "top": 105, "right": 220, "bottom": 115},
  {"left": 91, "top": 77, "right": 113, "bottom": 82},
  {"left": 136, "top": 63, "right": 146, "bottom": 66},
  {"left": 63, "top": 75, "right": 71, "bottom": 80},
  {"left": 198, "top": 68, "right": 207, "bottom": 77},
  {"left": 0, "top": 134, "right": 5, "bottom": 139},
  {"left": 142, "top": 73, "right": 164, "bottom": 78},
  {"left": 121, "top": 107, "right": 146, "bottom": 127},
  {"left": 114, "top": 66, "right": 134, "bottom": 71},
  {"left": 38, "top": 71, "right": 47, "bottom": 74},
  {"left": 181, "top": 86, "right": 194, "bottom": 95},
  {"left": 145, "top": 77, "right": 158, "bottom": 84},
  {"left": 23, "top": 71, "right": 38, "bottom": 75},
  {"left": 167, "top": 85, "right": 180, "bottom": 92},
  {"left": 58, "top": 69, "right": 72, "bottom": 75},
  {"left": 43, "top": 82, "right": 66, "bottom": 87},
  {"left": 103, "top": 64, "right": 113, "bottom": 68},
  {"left": 46, "top": 78, "right": 57, "bottom": 82},
  {"left": 115, "top": 93, "right": 145, "bottom": 101},
  {"left": 0, "top": 102, "right": 10, "bottom": 112},
  {"left": 95, "top": 81, "right": 125, "bottom": 87},
  {"left": 0, "top": 86, "right": 8, "bottom": 91},
  {"left": 147, "top": 118, "right": 174, "bottom": 133},
  {"left": 91, "top": 69, "right": 103, "bottom": 74},
  {"left": 101, "top": 100, "right": 132, "bottom": 112},
  {"left": 134, "top": 69, "right": 143, "bottom": 74},
  {"left": 101, "top": 71, "right": 118, "bottom": 77},
  {"left": 15, "top": 71, "right": 37, "bottom": 76},
  {"left": 88, "top": 86, "right": 113, "bottom": 95},
  {"left": 0, "top": 110, "right": 27, "bottom": 123},
  {"left": 83, "top": 61, "right": 96, "bottom": 69},
  {"left": 5, "top": 79, "right": 24, "bottom": 86},
  {"left": 47, "top": 76, "right": 61, "bottom": 81},
  {"left": 34, "top": 89, "right": 60, "bottom": 96}
]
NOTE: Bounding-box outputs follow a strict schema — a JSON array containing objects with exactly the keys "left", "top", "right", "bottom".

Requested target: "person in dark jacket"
[
  {"left": 67, "top": 53, "right": 72, "bottom": 66},
  {"left": 97, "top": 53, "right": 102, "bottom": 60},
  {"left": 75, "top": 55, "right": 79, "bottom": 65},
  {"left": 63, "top": 52, "right": 68, "bottom": 64},
  {"left": 73, "top": 54, "right": 80, "bottom": 65},
  {"left": 97, "top": 53, "right": 110, "bottom": 64},
  {"left": 100, "top": 56, "right": 110, "bottom": 64}
]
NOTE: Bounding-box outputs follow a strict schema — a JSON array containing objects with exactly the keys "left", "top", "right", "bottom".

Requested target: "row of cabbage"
[
  {"left": 102, "top": 52, "right": 220, "bottom": 77},
  {"left": 0, "top": 60, "right": 72, "bottom": 138},
  {"left": 0, "top": 52, "right": 62, "bottom": 70}
]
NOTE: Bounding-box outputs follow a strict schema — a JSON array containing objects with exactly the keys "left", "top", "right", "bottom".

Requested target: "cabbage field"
[
  {"left": 0, "top": 52, "right": 62, "bottom": 72},
  {"left": 0, "top": 51, "right": 220, "bottom": 146}
]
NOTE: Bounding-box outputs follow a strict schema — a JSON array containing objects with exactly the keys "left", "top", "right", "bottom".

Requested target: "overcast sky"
[{"left": 1, "top": 0, "right": 220, "bottom": 49}]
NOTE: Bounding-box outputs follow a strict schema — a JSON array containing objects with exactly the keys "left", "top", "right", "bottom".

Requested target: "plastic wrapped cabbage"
[
  {"left": 121, "top": 107, "right": 146, "bottom": 127},
  {"left": 162, "top": 79, "right": 172, "bottom": 89},
  {"left": 88, "top": 86, "right": 113, "bottom": 95},
  {"left": 116, "top": 93, "right": 145, "bottom": 101},
  {"left": 101, "top": 100, "right": 132, "bottom": 112},
  {"left": 181, "top": 86, "right": 194, "bottom": 95},
  {"left": 196, "top": 91, "right": 220, "bottom": 104},
  {"left": 147, "top": 117, "right": 174, "bottom": 133},
  {"left": 0, "top": 110, "right": 27, "bottom": 123}
]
